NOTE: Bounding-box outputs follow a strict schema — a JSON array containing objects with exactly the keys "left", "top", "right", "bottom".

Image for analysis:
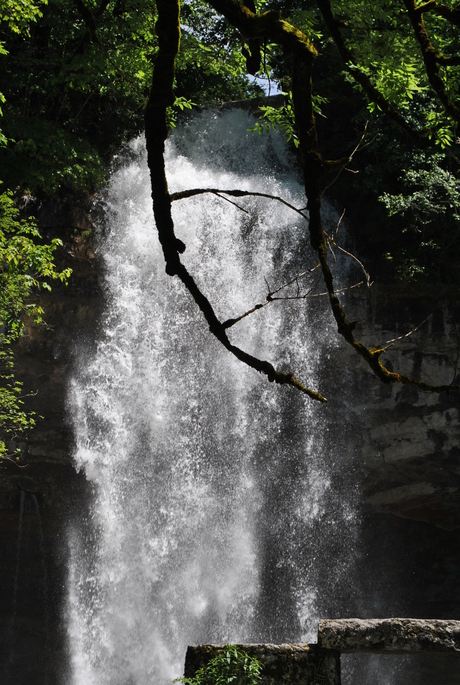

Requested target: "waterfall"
[{"left": 66, "top": 109, "right": 360, "bottom": 685}]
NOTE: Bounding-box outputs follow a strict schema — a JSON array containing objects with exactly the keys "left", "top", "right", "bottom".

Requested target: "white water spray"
[{"left": 67, "top": 109, "right": 359, "bottom": 685}]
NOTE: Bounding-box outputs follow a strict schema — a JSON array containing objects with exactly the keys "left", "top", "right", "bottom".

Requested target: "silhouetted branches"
[{"left": 144, "top": 0, "right": 460, "bottom": 402}]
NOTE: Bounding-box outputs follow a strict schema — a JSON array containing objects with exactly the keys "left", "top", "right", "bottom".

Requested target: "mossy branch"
[
  {"left": 416, "top": 0, "right": 460, "bottom": 27},
  {"left": 207, "top": 0, "right": 317, "bottom": 58},
  {"left": 290, "top": 42, "right": 460, "bottom": 398}
]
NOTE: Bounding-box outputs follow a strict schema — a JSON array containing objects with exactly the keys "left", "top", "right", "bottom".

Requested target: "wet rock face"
[
  {"left": 317, "top": 289, "right": 460, "bottom": 647},
  {"left": 340, "top": 291, "right": 460, "bottom": 532},
  {"left": 318, "top": 618, "right": 460, "bottom": 653}
]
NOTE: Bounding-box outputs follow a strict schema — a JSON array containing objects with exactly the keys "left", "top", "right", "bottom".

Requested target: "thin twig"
[
  {"left": 267, "top": 265, "right": 321, "bottom": 299},
  {"left": 382, "top": 315, "right": 432, "bottom": 350},
  {"left": 0, "top": 454, "right": 29, "bottom": 468},
  {"left": 271, "top": 279, "right": 365, "bottom": 299},
  {"left": 215, "top": 192, "right": 250, "bottom": 214},
  {"left": 324, "top": 230, "right": 371, "bottom": 287},
  {"left": 223, "top": 277, "right": 365, "bottom": 330},
  {"left": 333, "top": 208, "right": 346, "bottom": 241},
  {"left": 321, "top": 121, "right": 370, "bottom": 197}
]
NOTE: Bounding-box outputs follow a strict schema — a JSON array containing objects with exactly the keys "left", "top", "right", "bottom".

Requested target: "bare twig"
[
  {"left": 215, "top": 193, "right": 250, "bottom": 214},
  {"left": 271, "top": 279, "right": 365, "bottom": 300},
  {"left": 321, "top": 121, "right": 370, "bottom": 197},
  {"left": 267, "top": 265, "right": 321, "bottom": 299},
  {"left": 382, "top": 315, "right": 432, "bottom": 350},
  {"left": 222, "top": 274, "right": 365, "bottom": 330},
  {"left": 324, "top": 224, "right": 371, "bottom": 288},
  {"left": 333, "top": 208, "right": 346, "bottom": 241},
  {"left": 0, "top": 454, "right": 29, "bottom": 468}
]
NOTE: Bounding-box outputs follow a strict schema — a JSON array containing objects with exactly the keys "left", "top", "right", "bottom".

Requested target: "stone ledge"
[
  {"left": 318, "top": 618, "right": 460, "bottom": 653},
  {"left": 185, "top": 643, "right": 340, "bottom": 685}
]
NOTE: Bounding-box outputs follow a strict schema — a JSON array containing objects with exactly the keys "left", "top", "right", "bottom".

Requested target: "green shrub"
[{"left": 175, "top": 645, "right": 263, "bottom": 685}]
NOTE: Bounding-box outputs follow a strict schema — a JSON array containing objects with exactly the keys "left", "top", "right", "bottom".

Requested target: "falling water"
[{"left": 67, "top": 109, "right": 361, "bottom": 685}]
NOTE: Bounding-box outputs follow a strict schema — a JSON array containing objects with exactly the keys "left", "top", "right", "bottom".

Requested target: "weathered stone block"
[
  {"left": 184, "top": 643, "right": 341, "bottom": 685},
  {"left": 318, "top": 619, "right": 460, "bottom": 653}
]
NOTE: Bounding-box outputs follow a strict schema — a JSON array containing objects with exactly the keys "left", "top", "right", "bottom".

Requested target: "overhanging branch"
[
  {"left": 416, "top": 0, "right": 460, "bottom": 26},
  {"left": 145, "top": 0, "right": 326, "bottom": 403},
  {"left": 170, "top": 187, "right": 309, "bottom": 222}
]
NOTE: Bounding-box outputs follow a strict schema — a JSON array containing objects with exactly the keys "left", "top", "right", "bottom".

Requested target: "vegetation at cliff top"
[{"left": 1, "top": 0, "right": 459, "bottom": 287}]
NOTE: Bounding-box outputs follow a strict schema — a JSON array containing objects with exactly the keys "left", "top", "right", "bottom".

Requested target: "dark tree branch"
[
  {"left": 416, "top": 0, "right": 460, "bottom": 26},
  {"left": 290, "top": 31, "right": 460, "bottom": 396},
  {"left": 170, "top": 188, "right": 309, "bottom": 222},
  {"left": 321, "top": 121, "right": 371, "bottom": 197},
  {"left": 436, "top": 55, "right": 460, "bottom": 66},
  {"left": 74, "top": 0, "right": 99, "bottom": 42},
  {"left": 207, "top": 0, "right": 317, "bottom": 58},
  {"left": 95, "top": 0, "right": 111, "bottom": 19},
  {"left": 241, "top": 0, "right": 261, "bottom": 74},
  {"left": 145, "top": 0, "right": 326, "bottom": 403}
]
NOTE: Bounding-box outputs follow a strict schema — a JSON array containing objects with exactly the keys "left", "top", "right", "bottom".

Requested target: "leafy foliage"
[
  {"left": 249, "top": 95, "right": 300, "bottom": 148},
  {"left": 0, "top": 0, "right": 263, "bottom": 194},
  {"left": 0, "top": 0, "right": 158, "bottom": 193},
  {"left": 0, "top": 0, "right": 46, "bottom": 34},
  {"left": 0, "top": 190, "right": 71, "bottom": 458},
  {"left": 174, "top": 646, "right": 263, "bottom": 685},
  {"left": 0, "top": 0, "right": 46, "bottom": 145},
  {"left": 240, "top": 0, "right": 460, "bottom": 288},
  {"left": 178, "top": 2, "right": 263, "bottom": 104},
  {"left": 381, "top": 159, "right": 460, "bottom": 282}
]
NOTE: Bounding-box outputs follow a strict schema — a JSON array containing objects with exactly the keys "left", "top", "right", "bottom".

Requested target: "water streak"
[{"left": 3, "top": 489, "right": 25, "bottom": 681}]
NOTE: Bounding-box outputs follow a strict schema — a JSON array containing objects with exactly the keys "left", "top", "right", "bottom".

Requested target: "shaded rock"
[{"left": 365, "top": 482, "right": 460, "bottom": 530}]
